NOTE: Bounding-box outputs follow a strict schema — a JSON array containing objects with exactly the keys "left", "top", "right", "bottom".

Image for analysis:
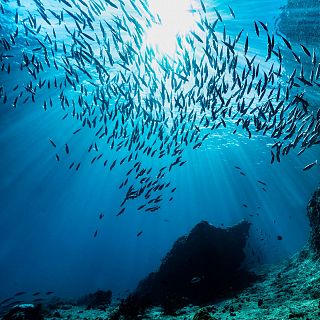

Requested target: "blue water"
[{"left": 0, "top": 0, "right": 319, "bottom": 303}]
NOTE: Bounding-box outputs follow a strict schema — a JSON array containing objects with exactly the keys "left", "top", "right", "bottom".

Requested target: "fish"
[
  {"left": 0, "top": 0, "right": 317, "bottom": 219},
  {"left": 137, "top": 231, "right": 143, "bottom": 237},
  {"left": 300, "top": 44, "right": 311, "bottom": 57},
  {"left": 281, "top": 35, "right": 292, "bottom": 50},
  {"left": 258, "top": 21, "right": 268, "bottom": 32},
  {"left": 49, "top": 139, "right": 56, "bottom": 148},
  {"left": 228, "top": 6, "right": 235, "bottom": 19},
  {"left": 244, "top": 35, "right": 249, "bottom": 55},
  {"left": 116, "top": 208, "right": 125, "bottom": 216},
  {"left": 110, "top": 160, "right": 116, "bottom": 171},
  {"left": 303, "top": 160, "right": 317, "bottom": 171},
  {"left": 199, "top": 0, "right": 206, "bottom": 13},
  {"left": 105, "top": 0, "right": 118, "bottom": 9},
  {"left": 0, "top": 298, "right": 13, "bottom": 305},
  {"left": 93, "top": 230, "right": 98, "bottom": 238},
  {"left": 190, "top": 276, "right": 202, "bottom": 284},
  {"left": 214, "top": 8, "right": 222, "bottom": 22}
]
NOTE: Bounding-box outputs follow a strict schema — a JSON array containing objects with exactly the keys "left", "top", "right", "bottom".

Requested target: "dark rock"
[
  {"left": 193, "top": 308, "right": 215, "bottom": 320},
  {"left": 307, "top": 188, "right": 320, "bottom": 254},
  {"left": 108, "top": 294, "right": 150, "bottom": 320},
  {"left": 131, "top": 220, "right": 255, "bottom": 311},
  {"left": 206, "top": 306, "right": 217, "bottom": 314},
  {"left": 2, "top": 304, "right": 44, "bottom": 320},
  {"left": 77, "top": 290, "right": 112, "bottom": 310},
  {"left": 161, "top": 294, "right": 187, "bottom": 315},
  {"left": 52, "top": 311, "right": 61, "bottom": 318}
]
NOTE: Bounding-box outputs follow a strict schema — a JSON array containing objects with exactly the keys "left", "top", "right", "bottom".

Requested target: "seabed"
[{"left": 35, "top": 250, "right": 319, "bottom": 320}]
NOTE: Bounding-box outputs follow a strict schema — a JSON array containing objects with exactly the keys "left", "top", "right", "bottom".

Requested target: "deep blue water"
[{"left": 0, "top": 0, "right": 319, "bottom": 303}]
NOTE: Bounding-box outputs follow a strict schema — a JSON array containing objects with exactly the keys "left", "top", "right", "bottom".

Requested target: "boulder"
[
  {"left": 2, "top": 304, "right": 44, "bottom": 320},
  {"left": 307, "top": 187, "right": 320, "bottom": 254},
  {"left": 193, "top": 308, "right": 215, "bottom": 320},
  {"left": 132, "top": 220, "right": 255, "bottom": 311}
]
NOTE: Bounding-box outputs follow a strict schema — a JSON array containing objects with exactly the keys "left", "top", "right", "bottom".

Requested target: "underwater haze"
[{"left": 0, "top": 0, "right": 319, "bottom": 304}]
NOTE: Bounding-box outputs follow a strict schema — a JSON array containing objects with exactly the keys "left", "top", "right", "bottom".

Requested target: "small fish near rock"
[{"left": 125, "top": 220, "right": 256, "bottom": 313}]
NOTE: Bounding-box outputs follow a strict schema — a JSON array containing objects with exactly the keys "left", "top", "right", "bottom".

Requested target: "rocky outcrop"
[
  {"left": 110, "top": 220, "right": 254, "bottom": 318},
  {"left": 115, "top": 220, "right": 254, "bottom": 316},
  {"left": 307, "top": 187, "right": 320, "bottom": 254},
  {"left": 193, "top": 308, "right": 215, "bottom": 320},
  {"left": 278, "top": 0, "right": 320, "bottom": 44},
  {"left": 2, "top": 304, "right": 44, "bottom": 320}
]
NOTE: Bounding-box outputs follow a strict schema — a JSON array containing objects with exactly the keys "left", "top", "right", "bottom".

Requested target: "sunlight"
[{"left": 145, "top": 0, "right": 197, "bottom": 55}]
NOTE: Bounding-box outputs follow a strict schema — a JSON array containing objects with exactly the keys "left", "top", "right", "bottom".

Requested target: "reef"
[{"left": 278, "top": 0, "right": 320, "bottom": 43}]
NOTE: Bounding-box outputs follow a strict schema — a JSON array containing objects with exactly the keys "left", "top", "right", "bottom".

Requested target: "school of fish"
[{"left": 0, "top": 0, "right": 319, "bottom": 218}]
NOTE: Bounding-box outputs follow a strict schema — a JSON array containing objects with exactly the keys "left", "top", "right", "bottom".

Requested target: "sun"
[{"left": 144, "top": 0, "right": 198, "bottom": 55}]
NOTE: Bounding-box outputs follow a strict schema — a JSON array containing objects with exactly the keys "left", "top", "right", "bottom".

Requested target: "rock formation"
[
  {"left": 307, "top": 187, "right": 320, "bottom": 254},
  {"left": 2, "top": 304, "right": 44, "bottom": 320},
  {"left": 109, "top": 220, "right": 255, "bottom": 319},
  {"left": 133, "top": 220, "right": 254, "bottom": 311}
]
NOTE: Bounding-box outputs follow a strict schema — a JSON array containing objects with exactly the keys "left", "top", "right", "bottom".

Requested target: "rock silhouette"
[{"left": 132, "top": 220, "right": 255, "bottom": 311}]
